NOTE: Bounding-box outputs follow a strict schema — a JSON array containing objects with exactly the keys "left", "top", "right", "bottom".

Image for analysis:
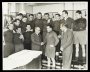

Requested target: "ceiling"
[{"left": 25, "top": 3, "right": 61, "bottom": 6}]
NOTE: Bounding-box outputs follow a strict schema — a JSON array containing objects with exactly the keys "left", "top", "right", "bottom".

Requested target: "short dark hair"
[
  {"left": 44, "top": 13, "right": 49, "bottom": 16},
  {"left": 16, "top": 27, "right": 21, "bottom": 30},
  {"left": 13, "top": 19, "right": 20, "bottom": 23},
  {"left": 55, "top": 14, "right": 61, "bottom": 17},
  {"left": 62, "top": 10, "right": 68, "bottom": 15},
  {"left": 47, "top": 24, "right": 53, "bottom": 29},
  {"left": 76, "top": 10, "right": 82, "bottom": 14},
  {"left": 29, "top": 14, "right": 34, "bottom": 17},
  {"left": 23, "top": 15, "right": 27, "bottom": 18},
  {"left": 17, "top": 13, "right": 23, "bottom": 16},
  {"left": 60, "top": 23, "right": 68, "bottom": 29},
  {"left": 37, "top": 12, "right": 42, "bottom": 15}
]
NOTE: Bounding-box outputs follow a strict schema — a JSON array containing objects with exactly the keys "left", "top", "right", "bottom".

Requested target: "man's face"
[
  {"left": 55, "top": 15, "right": 60, "bottom": 20},
  {"left": 8, "top": 24, "right": 14, "bottom": 30},
  {"left": 62, "top": 12, "right": 66, "bottom": 18},
  {"left": 16, "top": 15, "right": 23, "bottom": 20},
  {"left": 60, "top": 25, "right": 64, "bottom": 31},
  {"left": 29, "top": 16, "right": 33, "bottom": 21},
  {"left": 15, "top": 20, "right": 20, "bottom": 26},
  {"left": 44, "top": 15, "right": 49, "bottom": 20},
  {"left": 37, "top": 14, "right": 42, "bottom": 19},
  {"left": 16, "top": 28, "right": 21, "bottom": 33},
  {"left": 35, "top": 27, "right": 40, "bottom": 34},
  {"left": 47, "top": 26, "right": 52, "bottom": 32},
  {"left": 26, "top": 25, "right": 31, "bottom": 30},
  {"left": 60, "top": 15, "right": 64, "bottom": 20},
  {"left": 76, "top": 13, "right": 81, "bottom": 19},
  {"left": 22, "top": 17, "right": 27, "bottom": 22},
  {"left": 19, "top": 15, "right": 23, "bottom": 20}
]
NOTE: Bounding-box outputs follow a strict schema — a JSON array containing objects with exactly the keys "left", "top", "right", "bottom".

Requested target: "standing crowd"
[{"left": 3, "top": 10, "right": 87, "bottom": 69}]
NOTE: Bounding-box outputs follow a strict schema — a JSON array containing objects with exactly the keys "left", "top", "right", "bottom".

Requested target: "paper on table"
[{"left": 3, "top": 50, "right": 42, "bottom": 70}]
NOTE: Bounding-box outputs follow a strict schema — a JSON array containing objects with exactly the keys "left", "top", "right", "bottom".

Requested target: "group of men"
[{"left": 3, "top": 10, "right": 87, "bottom": 69}]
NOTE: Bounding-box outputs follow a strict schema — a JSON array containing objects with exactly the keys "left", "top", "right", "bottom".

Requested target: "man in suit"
[
  {"left": 60, "top": 24, "right": 74, "bottom": 69},
  {"left": 34, "top": 12, "right": 43, "bottom": 41},
  {"left": 31, "top": 27, "right": 44, "bottom": 51},
  {"left": 3, "top": 24, "right": 14, "bottom": 57}
]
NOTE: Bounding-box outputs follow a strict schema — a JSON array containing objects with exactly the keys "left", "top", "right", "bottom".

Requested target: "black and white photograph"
[{"left": 2, "top": 2, "right": 88, "bottom": 70}]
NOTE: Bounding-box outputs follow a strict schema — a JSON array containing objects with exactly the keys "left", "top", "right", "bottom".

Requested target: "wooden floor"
[{"left": 41, "top": 52, "right": 87, "bottom": 70}]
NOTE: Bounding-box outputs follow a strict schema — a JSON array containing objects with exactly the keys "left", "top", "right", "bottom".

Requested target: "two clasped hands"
[{"left": 40, "top": 42, "right": 54, "bottom": 47}]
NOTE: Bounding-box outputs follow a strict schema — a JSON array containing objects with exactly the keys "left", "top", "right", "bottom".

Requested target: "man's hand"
[
  {"left": 50, "top": 45, "right": 54, "bottom": 47},
  {"left": 19, "top": 35, "right": 24, "bottom": 40},
  {"left": 41, "top": 42, "right": 44, "bottom": 45},
  {"left": 13, "top": 30, "right": 16, "bottom": 33},
  {"left": 56, "top": 52, "right": 59, "bottom": 56},
  {"left": 58, "top": 35, "right": 61, "bottom": 38},
  {"left": 47, "top": 19, "right": 50, "bottom": 23},
  {"left": 30, "top": 29, "right": 33, "bottom": 31},
  {"left": 60, "top": 46, "right": 63, "bottom": 51}
]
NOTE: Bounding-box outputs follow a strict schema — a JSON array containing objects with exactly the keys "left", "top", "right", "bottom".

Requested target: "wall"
[
  {"left": 24, "top": 4, "right": 33, "bottom": 14},
  {"left": 33, "top": 4, "right": 64, "bottom": 15},
  {"left": 32, "top": 2, "right": 87, "bottom": 19},
  {"left": 74, "top": 2, "right": 88, "bottom": 19},
  {"left": 15, "top": 3, "right": 33, "bottom": 14}
]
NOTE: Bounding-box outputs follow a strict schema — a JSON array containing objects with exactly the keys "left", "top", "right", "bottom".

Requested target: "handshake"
[
  {"left": 58, "top": 35, "right": 61, "bottom": 38},
  {"left": 41, "top": 42, "right": 44, "bottom": 45}
]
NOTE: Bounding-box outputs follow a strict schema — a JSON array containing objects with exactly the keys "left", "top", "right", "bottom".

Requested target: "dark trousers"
[
  {"left": 15, "top": 44, "right": 24, "bottom": 53},
  {"left": 3, "top": 43, "right": 14, "bottom": 58},
  {"left": 24, "top": 42, "right": 31, "bottom": 50}
]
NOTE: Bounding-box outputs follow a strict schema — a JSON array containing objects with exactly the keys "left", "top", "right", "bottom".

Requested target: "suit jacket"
[
  {"left": 61, "top": 29, "right": 74, "bottom": 69},
  {"left": 14, "top": 33, "right": 23, "bottom": 44},
  {"left": 31, "top": 33, "right": 42, "bottom": 51},
  {"left": 21, "top": 22, "right": 27, "bottom": 34},
  {"left": 4, "top": 30, "right": 14, "bottom": 43},
  {"left": 63, "top": 17, "right": 74, "bottom": 29},
  {"left": 23, "top": 31, "right": 33, "bottom": 43},
  {"left": 4, "top": 30, "right": 14, "bottom": 57},
  {"left": 61, "top": 29, "right": 74, "bottom": 50}
]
